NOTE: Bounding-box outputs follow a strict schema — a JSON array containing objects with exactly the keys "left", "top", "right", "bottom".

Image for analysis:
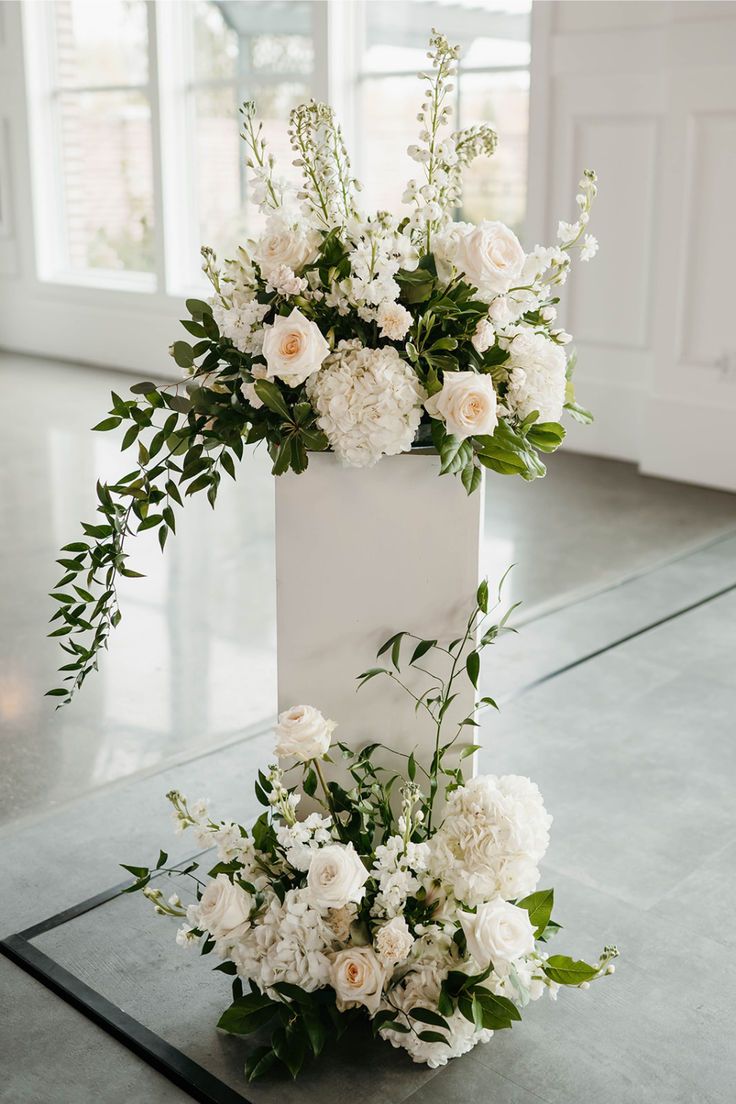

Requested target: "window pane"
[
  {"left": 358, "top": 76, "right": 420, "bottom": 213},
  {"left": 54, "top": 0, "right": 148, "bottom": 88},
  {"left": 193, "top": 82, "right": 310, "bottom": 256},
  {"left": 362, "top": 0, "right": 531, "bottom": 73},
  {"left": 192, "top": 1, "right": 239, "bottom": 82},
  {"left": 459, "top": 70, "right": 529, "bottom": 233},
  {"left": 58, "top": 90, "right": 155, "bottom": 272}
]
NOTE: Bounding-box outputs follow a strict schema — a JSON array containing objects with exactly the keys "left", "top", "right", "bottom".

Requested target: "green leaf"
[
  {"left": 543, "top": 955, "right": 599, "bottom": 986},
  {"left": 466, "top": 650, "right": 480, "bottom": 689},
  {"left": 517, "top": 888, "right": 554, "bottom": 938},
  {"left": 410, "top": 639, "right": 436, "bottom": 664},
  {"left": 170, "top": 341, "right": 194, "bottom": 369},
  {"left": 254, "top": 379, "right": 292, "bottom": 421},
  {"left": 302, "top": 1007, "right": 327, "bottom": 1056},
  {"left": 417, "top": 1031, "right": 449, "bottom": 1045},
  {"left": 564, "top": 400, "right": 594, "bottom": 424},
  {"left": 245, "top": 1045, "right": 278, "bottom": 1082},
  {"left": 217, "top": 995, "right": 279, "bottom": 1035},
  {"left": 130, "top": 381, "right": 158, "bottom": 395},
  {"left": 476, "top": 579, "right": 489, "bottom": 613},
  {"left": 92, "top": 416, "right": 122, "bottom": 432},
  {"left": 527, "top": 421, "right": 566, "bottom": 453},
  {"left": 409, "top": 1007, "right": 448, "bottom": 1029},
  {"left": 303, "top": 768, "right": 318, "bottom": 797},
  {"left": 439, "top": 431, "right": 473, "bottom": 476}
]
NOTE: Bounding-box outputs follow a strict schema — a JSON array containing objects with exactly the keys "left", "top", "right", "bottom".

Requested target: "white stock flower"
[
  {"left": 273, "top": 704, "right": 335, "bottom": 762},
  {"left": 505, "top": 331, "right": 567, "bottom": 423},
  {"left": 253, "top": 214, "right": 318, "bottom": 278},
  {"left": 212, "top": 296, "right": 268, "bottom": 356},
  {"left": 377, "top": 300, "right": 412, "bottom": 341},
  {"left": 371, "top": 835, "right": 429, "bottom": 919},
  {"left": 580, "top": 234, "right": 598, "bottom": 261},
  {"left": 425, "top": 371, "right": 498, "bottom": 440},
  {"left": 459, "top": 899, "right": 535, "bottom": 967},
  {"left": 194, "top": 874, "right": 254, "bottom": 941},
  {"left": 306, "top": 341, "right": 426, "bottom": 467},
  {"left": 471, "top": 318, "right": 495, "bottom": 354},
  {"left": 275, "top": 812, "right": 332, "bottom": 872},
  {"left": 487, "top": 295, "right": 515, "bottom": 329},
  {"left": 429, "top": 774, "right": 552, "bottom": 907},
  {"left": 306, "top": 843, "right": 369, "bottom": 910},
  {"left": 330, "top": 947, "right": 387, "bottom": 1014},
  {"left": 453, "top": 221, "right": 526, "bottom": 301},
  {"left": 375, "top": 916, "right": 414, "bottom": 965},
  {"left": 261, "top": 308, "right": 329, "bottom": 387},
  {"left": 264, "top": 263, "right": 308, "bottom": 297}
]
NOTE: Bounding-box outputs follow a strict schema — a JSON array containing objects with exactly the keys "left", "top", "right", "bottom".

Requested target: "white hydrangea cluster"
[
  {"left": 504, "top": 331, "right": 568, "bottom": 424},
  {"left": 379, "top": 963, "right": 492, "bottom": 1068},
  {"left": 306, "top": 341, "right": 427, "bottom": 467},
  {"left": 428, "top": 774, "right": 552, "bottom": 907},
  {"left": 370, "top": 834, "right": 430, "bottom": 919},
  {"left": 229, "top": 887, "right": 333, "bottom": 994}
]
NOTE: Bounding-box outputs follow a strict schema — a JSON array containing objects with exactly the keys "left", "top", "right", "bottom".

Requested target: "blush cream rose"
[
  {"left": 459, "top": 898, "right": 536, "bottom": 967},
  {"left": 261, "top": 308, "right": 330, "bottom": 387},
  {"left": 273, "top": 704, "right": 335, "bottom": 762},
  {"left": 424, "top": 371, "right": 498, "bottom": 440},
  {"left": 329, "top": 946, "right": 387, "bottom": 1014},
  {"left": 307, "top": 843, "right": 369, "bottom": 909}
]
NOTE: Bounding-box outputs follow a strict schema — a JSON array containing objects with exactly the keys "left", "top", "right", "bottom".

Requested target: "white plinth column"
[{"left": 275, "top": 452, "right": 485, "bottom": 782}]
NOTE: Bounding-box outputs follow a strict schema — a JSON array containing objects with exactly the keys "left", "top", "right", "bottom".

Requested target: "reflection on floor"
[
  {"left": 1, "top": 350, "right": 735, "bottom": 830},
  {"left": 2, "top": 533, "right": 735, "bottom": 1103}
]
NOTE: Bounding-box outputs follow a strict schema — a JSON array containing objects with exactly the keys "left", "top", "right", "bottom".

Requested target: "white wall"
[{"left": 528, "top": 0, "right": 736, "bottom": 490}]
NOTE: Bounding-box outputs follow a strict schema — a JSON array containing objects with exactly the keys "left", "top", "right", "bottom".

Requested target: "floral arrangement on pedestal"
[
  {"left": 124, "top": 581, "right": 617, "bottom": 1082},
  {"left": 47, "top": 30, "right": 598, "bottom": 705}
]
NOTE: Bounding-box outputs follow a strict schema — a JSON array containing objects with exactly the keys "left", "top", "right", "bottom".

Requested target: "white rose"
[
  {"left": 454, "top": 221, "right": 525, "bottom": 301},
  {"left": 374, "top": 916, "right": 414, "bottom": 965},
  {"left": 307, "top": 843, "right": 369, "bottom": 910},
  {"left": 261, "top": 308, "right": 329, "bottom": 387},
  {"left": 253, "top": 215, "right": 318, "bottom": 279},
  {"left": 459, "top": 899, "right": 535, "bottom": 966},
  {"left": 273, "top": 704, "right": 335, "bottom": 762},
  {"left": 196, "top": 874, "right": 253, "bottom": 941},
  {"left": 424, "top": 371, "right": 498, "bottom": 440},
  {"left": 330, "top": 946, "right": 387, "bottom": 1014}
]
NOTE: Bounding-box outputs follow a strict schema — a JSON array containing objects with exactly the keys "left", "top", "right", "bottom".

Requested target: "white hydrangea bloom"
[
  {"left": 306, "top": 341, "right": 426, "bottom": 467},
  {"left": 428, "top": 774, "right": 552, "bottom": 907},
  {"left": 505, "top": 331, "right": 568, "bottom": 424},
  {"left": 229, "top": 887, "right": 333, "bottom": 995},
  {"left": 378, "top": 963, "right": 492, "bottom": 1068}
]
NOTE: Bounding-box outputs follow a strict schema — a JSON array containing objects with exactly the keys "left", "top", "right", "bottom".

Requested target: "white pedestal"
[{"left": 275, "top": 452, "right": 485, "bottom": 784}]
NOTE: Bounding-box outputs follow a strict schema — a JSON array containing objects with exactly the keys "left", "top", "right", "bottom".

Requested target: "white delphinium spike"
[
  {"left": 240, "top": 101, "right": 285, "bottom": 212},
  {"left": 288, "top": 100, "right": 362, "bottom": 228}
]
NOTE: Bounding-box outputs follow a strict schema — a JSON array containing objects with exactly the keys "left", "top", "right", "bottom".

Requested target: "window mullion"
[{"left": 146, "top": 0, "right": 166, "bottom": 293}]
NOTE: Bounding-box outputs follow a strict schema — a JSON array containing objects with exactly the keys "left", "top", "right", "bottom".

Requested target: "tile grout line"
[{"left": 500, "top": 578, "right": 736, "bottom": 706}]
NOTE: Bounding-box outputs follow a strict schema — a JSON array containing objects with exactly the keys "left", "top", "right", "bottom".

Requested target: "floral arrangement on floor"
[
  {"left": 124, "top": 581, "right": 617, "bottom": 1082},
  {"left": 47, "top": 30, "right": 598, "bottom": 705}
]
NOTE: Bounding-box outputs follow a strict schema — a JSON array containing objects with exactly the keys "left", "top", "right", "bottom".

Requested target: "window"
[
  {"left": 23, "top": 0, "right": 529, "bottom": 295},
  {"left": 356, "top": 0, "right": 531, "bottom": 236},
  {"left": 25, "top": 0, "right": 156, "bottom": 285}
]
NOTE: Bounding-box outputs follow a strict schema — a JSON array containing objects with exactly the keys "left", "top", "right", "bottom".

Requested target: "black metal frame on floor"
[
  {"left": 0, "top": 869, "right": 251, "bottom": 1104},
  {"left": 3, "top": 572, "right": 735, "bottom": 1102}
]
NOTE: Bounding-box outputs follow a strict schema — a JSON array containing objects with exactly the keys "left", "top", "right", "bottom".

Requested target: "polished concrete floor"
[
  {"left": 1, "top": 351, "right": 736, "bottom": 1102},
  {"left": 2, "top": 351, "right": 735, "bottom": 829}
]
